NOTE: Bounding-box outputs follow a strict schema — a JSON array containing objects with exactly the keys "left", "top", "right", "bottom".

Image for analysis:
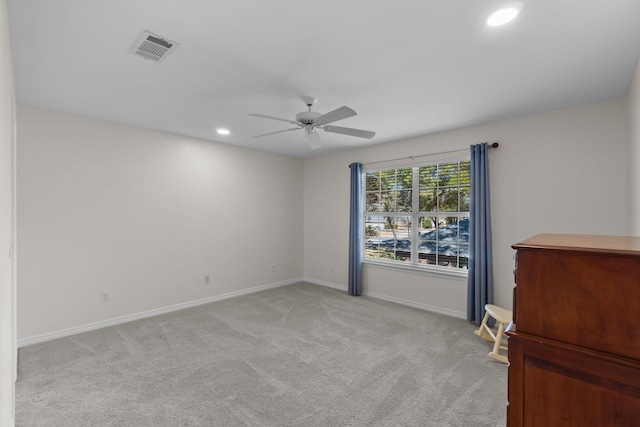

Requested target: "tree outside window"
[{"left": 364, "top": 160, "right": 470, "bottom": 271}]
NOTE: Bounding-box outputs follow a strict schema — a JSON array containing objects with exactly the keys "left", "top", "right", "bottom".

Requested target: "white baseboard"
[
  {"left": 302, "top": 276, "right": 347, "bottom": 292},
  {"left": 304, "top": 277, "right": 467, "bottom": 320},
  {"left": 18, "top": 277, "right": 303, "bottom": 348},
  {"left": 19, "top": 276, "right": 467, "bottom": 348},
  {"left": 363, "top": 290, "right": 467, "bottom": 319}
]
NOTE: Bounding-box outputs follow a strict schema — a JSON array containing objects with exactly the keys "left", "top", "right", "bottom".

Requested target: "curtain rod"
[{"left": 360, "top": 142, "right": 499, "bottom": 168}]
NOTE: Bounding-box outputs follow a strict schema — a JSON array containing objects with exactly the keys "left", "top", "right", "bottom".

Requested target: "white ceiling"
[{"left": 7, "top": 0, "right": 640, "bottom": 158}]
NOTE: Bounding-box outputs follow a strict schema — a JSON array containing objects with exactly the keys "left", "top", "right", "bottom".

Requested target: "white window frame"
[{"left": 362, "top": 154, "right": 470, "bottom": 278}]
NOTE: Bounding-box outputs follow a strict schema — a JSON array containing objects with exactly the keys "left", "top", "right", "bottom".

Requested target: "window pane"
[
  {"left": 391, "top": 216, "right": 412, "bottom": 262},
  {"left": 420, "top": 217, "right": 435, "bottom": 230},
  {"left": 418, "top": 216, "right": 437, "bottom": 265},
  {"left": 366, "top": 172, "right": 381, "bottom": 191},
  {"left": 371, "top": 216, "right": 411, "bottom": 262},
  {"left": 364, "top": 216, "right": 383, "bottom": 258},
  {"left": 447, "top": 218, "right": 469, "bottom": 269},
  {"left": 459, "top": 216, "right": 469, "bottom": 246},
  {"left": 437, "top": 243, "right": 458, "bottom": 267},
  {"left": 437, "top": 216, "right": 459, "bottom": 267},
  {"left": 396, "top": 168, "right": 413, "bottom": 189},
  {"left": 419, "top": 189, "right": 436, "bottom": 212},
  {"left": 366, "top": 192, "right": 380, "bottom": 212},
  {"left": 380, "top": 170, "right": 394, "bottom": 190},
  {"left": 397, "top": 189, "right": 412, "bottom": 212},
  {"left": 418, "top": 216, "right": 470, "bottom": 269},
  {"left": 459, "top": 243, "right": 469, "bottom": 269},
  {"left": 460, "top": 186, "right": 470, "bottom": 212},
  {"left": 365, "top": 215, "right": 385, "bottom": 229},
  {"left": 365, "top": 239, "right": 379, "bottom": 258},
  {"left": 438, "top": 162, "right": 458, "bottom": 186},
  {"left": 380, "top": 191, "right": 394, "bottom": 211},
  {"left": 419, "top": 165, "right": 438, "bottom": 187},
  {"left": 459, "top": 161, "right": 470, "bottom": 186},
  {"left": 439, "top": 188, "right": 459, "bottom": 212}
]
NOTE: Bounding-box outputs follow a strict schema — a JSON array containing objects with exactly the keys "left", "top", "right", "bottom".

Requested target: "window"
[{"left": 364, "top": 159, "right": 470, "bottom": 274}]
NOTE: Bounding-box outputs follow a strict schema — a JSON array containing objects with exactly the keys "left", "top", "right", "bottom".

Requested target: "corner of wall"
[
  {"left": 628, "top": 56, "right": 640, "bottom": 236},
  {"left": 0, "top": 0, "right": 16, "bottom": 423}
]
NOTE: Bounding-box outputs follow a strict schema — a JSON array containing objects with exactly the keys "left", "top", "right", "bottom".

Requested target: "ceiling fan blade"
[
  {"left": 249, "top": 113, "right": 299, "bottom": 126},
  {"left": 308, "top": 131, "right": 322, "bottom": 150},
  {"left": 313, "top": 106, "right": 357, "bottom": 127},
  {"left": 323, "top": 125, "right": 376, "bottom": 139},
  {"left": 251, "top": 127, "right": 300, "bottom": 138}
]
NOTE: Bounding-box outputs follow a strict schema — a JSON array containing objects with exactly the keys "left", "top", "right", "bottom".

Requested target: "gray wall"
[
  {"left": 17, "top": 105, "right": 304, "bottom": 340},
  {"left": 15, "top": 67, "right": 639, "bottom": 343},
  {"left": 303, "top": 98, "right": 629, "bottom": 314},
  {"left": 0, "top": 0, "right": 15, "bottom": 424}
]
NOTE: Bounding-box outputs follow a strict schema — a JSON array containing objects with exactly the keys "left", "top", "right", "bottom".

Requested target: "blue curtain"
[
  {"left": 467, "top": 143, "right": 494, "bottom": 325},
  {"left": 348, "top": 162, "right": 363, "bottom": 296}
]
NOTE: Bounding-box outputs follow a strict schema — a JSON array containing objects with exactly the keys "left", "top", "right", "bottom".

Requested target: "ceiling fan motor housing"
[{"left": 295, "top": 111, "right": 321, "bottom": 125}]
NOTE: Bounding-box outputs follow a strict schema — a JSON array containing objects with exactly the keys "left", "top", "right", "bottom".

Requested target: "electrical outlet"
[
  {"left": 101, "top": 291, "right": 110, "bottom": 303},
  {"left": 204, "top": 275, "right": 210, "bottom": 284},
  {"left": 271, "top": 264, "right": 276, "bottom": 272}
]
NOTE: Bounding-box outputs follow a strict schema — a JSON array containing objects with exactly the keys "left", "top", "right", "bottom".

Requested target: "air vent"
[{"left": 130, "top": 30, "right": 179, "bottom": 63}]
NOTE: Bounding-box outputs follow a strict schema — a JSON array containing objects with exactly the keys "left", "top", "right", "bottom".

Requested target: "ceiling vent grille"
[{"left": 130, "top": 30, "right": 179, "bottom": 63}]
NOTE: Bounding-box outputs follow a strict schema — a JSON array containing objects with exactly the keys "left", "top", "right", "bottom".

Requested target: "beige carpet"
[{"left": 16, "top": 282, "right": 507, "bottom": 426}]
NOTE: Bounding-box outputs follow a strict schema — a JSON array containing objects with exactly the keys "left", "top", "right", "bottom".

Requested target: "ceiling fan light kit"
[{"left": 249, "top": 96, "right": 376, "bottom": 150}]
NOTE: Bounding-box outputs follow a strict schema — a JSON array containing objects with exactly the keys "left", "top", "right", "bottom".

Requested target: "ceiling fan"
[{"left": 249, "top": 96, "right": 376, "bottom": 150}]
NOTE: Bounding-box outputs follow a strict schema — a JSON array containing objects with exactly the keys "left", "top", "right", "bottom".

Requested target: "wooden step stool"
[{"left": 474, "top": 304, "right": 513, "bottom": 363}]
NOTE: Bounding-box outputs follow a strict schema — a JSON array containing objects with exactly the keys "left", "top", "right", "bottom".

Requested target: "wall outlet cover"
[{"left": 100, "top": 291, "right": 110, "bottom": 303}]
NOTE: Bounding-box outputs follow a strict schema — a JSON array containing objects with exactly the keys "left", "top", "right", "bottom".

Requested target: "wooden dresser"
[{"left": 507, "top": 234, "right": 640, "bottom": 426}]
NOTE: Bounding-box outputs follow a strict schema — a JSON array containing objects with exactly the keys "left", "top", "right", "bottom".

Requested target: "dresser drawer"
[{"left": 513, "top": 242, "right": 640, "bottom": 360}]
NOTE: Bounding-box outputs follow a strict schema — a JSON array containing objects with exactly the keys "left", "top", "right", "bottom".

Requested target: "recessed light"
[
  {"left": 216, "top": 128, "right": 230, "bottom": 135},
  {"left": 487, "top": 3, "right": 523, "bottom": 27}
]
